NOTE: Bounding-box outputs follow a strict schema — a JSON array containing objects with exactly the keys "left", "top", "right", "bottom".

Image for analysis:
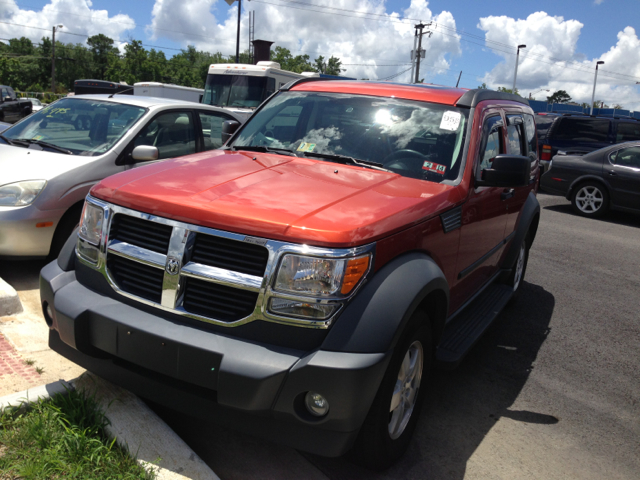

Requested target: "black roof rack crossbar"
[{"left": 455, "top": 89, "right": 530, "bottom": 108}]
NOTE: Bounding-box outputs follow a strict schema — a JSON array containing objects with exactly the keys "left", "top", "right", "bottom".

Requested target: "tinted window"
[
  {"left": 134, "top": 111, "right": 195, "bottom": 160},
  {"left": 0, "top": 88, "right": 8, "bottom": 99},
  {"left": 553, "top": 118, "right": 610, "bottom": 143},
  {"left": 610, "top": 146, "right": 640, "bottom": 168},
  {"left": 479, "top": 116, "right": 503, "bottom": 172},
  {"left": 524, "top": 114, "right": 537, "bottom": 160},
  {"left": 534, "top": 114, "right": 557, "bottom": 140},
  {"left": 506, "top": 115, "right": 524, "bottom": 156},
  {"left": 616, "top": 122, "right": 640, "bottom": 143}
]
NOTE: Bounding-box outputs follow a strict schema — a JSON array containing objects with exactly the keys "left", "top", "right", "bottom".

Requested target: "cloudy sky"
[{"left": 1, "top": 0, "right": 639, "bottom": 109}]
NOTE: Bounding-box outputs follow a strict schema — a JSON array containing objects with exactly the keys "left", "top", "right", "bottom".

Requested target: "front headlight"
[
  {"left": 274, "top": 254, "right": 370, "bottom": 296},
  {"left": 269, "top": 253, "right": 370, "bottom": 320},
  {"left": 0, "top": 180, "right": 46, "bottom": 206},
  {"left": 76, "top": 201, "right": 104, "bottom": 263}
]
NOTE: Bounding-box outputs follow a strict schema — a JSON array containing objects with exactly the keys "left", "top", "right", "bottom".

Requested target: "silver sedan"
[{"left": 0, "top": 94, "right": 248, "bottom": 258}]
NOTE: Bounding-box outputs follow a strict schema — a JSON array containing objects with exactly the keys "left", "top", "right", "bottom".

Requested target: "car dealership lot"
[
  {"left": 1, "top": 192, "right": 639, "bottom": 479},
  {"left": 151, "top": 193, "right": 640, "bottom": 479}
]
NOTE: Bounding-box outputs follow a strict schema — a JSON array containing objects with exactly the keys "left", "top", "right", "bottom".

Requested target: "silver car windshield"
[
  {"left": 231, "top": 92, "right": 469, "bottom": 183},
  {"left": 4, "top": 98, "right": 146, "bottom": 156}
]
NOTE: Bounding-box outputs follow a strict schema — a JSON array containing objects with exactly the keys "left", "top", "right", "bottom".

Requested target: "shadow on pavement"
[
  {"left": 543, "top": 203, "right": 640, "bottom": 228},
  {"left": 0, "top": 259, "right": 48, "bottom": 291},
  {"left": 302, "top": 280, "right": 555, "bottom": 479}
]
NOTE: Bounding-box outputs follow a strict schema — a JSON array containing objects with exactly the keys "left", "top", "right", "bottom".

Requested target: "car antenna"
[{"left": 108, "top": 87, "right": 134, "bottom": 99}]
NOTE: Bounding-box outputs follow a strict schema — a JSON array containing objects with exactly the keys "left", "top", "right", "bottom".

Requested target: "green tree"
[
  {"left": 314, "top": 55, "right": 344, "bottom": 75},
  {"left": 547, "top": 90, "right": 571, "bottom": 104},
  {"left": 497, "top": 86, "right": 519, "bottom": 95},
  {"left": 477, "top": 82, "right": 488, "bottom": 89},
  {"left": 270, "top": 46, "right": 313, "bottom": 73},
  {"left": 87, "top": 34, "right": 119, "bottom": 80},
  {"left": 0, "top": 56, "right": 20, "bottom": 87}
]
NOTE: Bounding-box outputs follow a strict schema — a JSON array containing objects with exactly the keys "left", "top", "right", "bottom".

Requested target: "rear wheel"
[
  {"left": 571, "top": 181, "right": 609, "bottom": 218},
  {"left": 351, "top": 310, "right": 432, "bottom": 470}
]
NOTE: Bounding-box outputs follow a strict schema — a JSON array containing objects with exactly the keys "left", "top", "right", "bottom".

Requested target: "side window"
[
  {"left": 7, "top": 88, "right": 17, "bottom": 100},
  {"left": 506, "top": 115, "right": 525, "bottom": 156},
  {"left": 265, "top": 78, "right": 276, "bottom": 98},
  {"left": 553, "top": 118, "right": 610, "bottom": 143},
  {"left": 134, "top": 111, "right": 195, "bottom": 160},
  {"left": 1, "top": 88, "right": 8, "bottom": 100},
  {"left": 199, "top": 111, "right": 233, "bottom": 151},
  {"left": 616, "top": 123, "right": 640, "bottom": 143},
  {"left": 523, "top": 114, "right": 537, "bottom": 160},
  {"left": 610, "top": 146, "right": 640, "bottom": 168},
  {"left": 478, "top": 115, "right": 503, "bottom": 172}
]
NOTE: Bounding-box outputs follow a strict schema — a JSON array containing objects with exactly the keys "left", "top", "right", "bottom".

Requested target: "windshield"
[
  {"left": 230, "top": 92, "right": 469, "bottom": 183},
  {"left": 3, "top": 98, "right": 146, "bottom": 156},
  {"left": 203, "top": 74, "right": 270, "bottom": 108}
]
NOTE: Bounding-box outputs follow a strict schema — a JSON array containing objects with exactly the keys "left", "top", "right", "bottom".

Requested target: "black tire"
[
  {"left": 351, "top": 310, "right": 432, "bottom": 471},
  {"left": 48, "top": 204, "right": 83, "bottom": 261},
  {"left": 504, "top": 232, "right": 530, "bottom": 302},
  {"left": 571, "top": 181, "right": 609, "bottom": 218}
]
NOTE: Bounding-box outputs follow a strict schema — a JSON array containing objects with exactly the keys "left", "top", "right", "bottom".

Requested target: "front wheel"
[
  {"left": 504, "top": 233, "right": 530, "bottom": 302},
  {"left": 571, "top": 182, "right": 609, "bottom": 218},
  {"left": 351, "top": 311, "right": 432, "bottom": 470}
]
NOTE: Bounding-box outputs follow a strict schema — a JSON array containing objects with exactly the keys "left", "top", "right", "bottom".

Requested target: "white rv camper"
[
  {"left": 201, "top": 61, "right": 318, "bottom": 113},
  {"left": 134, "top": 82, "right": 204, "bottom": 103}
]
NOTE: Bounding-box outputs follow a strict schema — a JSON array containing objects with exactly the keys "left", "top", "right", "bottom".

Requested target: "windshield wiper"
[
  {"left": 14, "top": 138, "right": 73, "bottom": 155},
  {"left": 229, "top": 145, "right": 298, "bottom": 157},
  {"left": 301, "top": 152, "right": 392, "bottom": 172},
  {"left": 0, "top": 134, "right": 16, "bottom": 146}
]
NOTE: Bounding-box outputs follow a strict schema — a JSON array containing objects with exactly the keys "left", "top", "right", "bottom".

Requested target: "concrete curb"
[
  {"left": 0, "top": 374, "right": 219, "bottom": 480},
  {"left": 0, "top": 277, "right": 23, "bottom": 317}
]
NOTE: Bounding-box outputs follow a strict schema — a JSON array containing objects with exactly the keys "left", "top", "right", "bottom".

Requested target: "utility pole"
[
  {"left": 590, "top": 61, "right": 604, "bottom": 115},
  {"left": 409, "top": 32, "right": 418, "bottom": 83},
  {"left": 236, "top": 0, "right": 241, "bottom": 63},
  {"left": 414, "top": 22, "right": 431, "bottom": 84},
  {"left": 51, "top": 24, "right": 63, "bottom": 94},
  {"left": 512, "top": 44, "right": 526, "bottom": 92}
]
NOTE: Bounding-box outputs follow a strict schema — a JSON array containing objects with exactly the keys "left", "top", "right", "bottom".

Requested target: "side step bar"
[{"left": 436, "top": 284, "right": 513, "bottom": 368}]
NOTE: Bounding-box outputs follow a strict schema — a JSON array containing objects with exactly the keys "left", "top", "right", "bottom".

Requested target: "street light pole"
[
  {"left": 236, "top": 0, "right": 241, "bottom": 63},
  {"left": 590, "top": 61, "right": 605, "bottom": 115},
  {"left": 51, "top": 25, "right": 63, "bottom": 94},
  {"left": 512, "top": 44, "right": 526, "bottom": 92},
  {"left": 529, "top": 88, "right": 550, "bottom": 99}
]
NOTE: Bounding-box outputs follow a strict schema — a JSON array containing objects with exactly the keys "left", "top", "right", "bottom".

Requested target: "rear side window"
[
  {"left": 534, "top": 115, "right": 556, "bottom": 140},
  {"left": 553, "top": 118, "right": 610, "bottom": 143},
  {"left": 610, "top": 146, "right": 640, "bottom": 168},
  {"left": 616, "top": 122, "right": 640, "bottom": 142},
  {"left": 524, "top": 114, "right": 537, "bottom": 160}
]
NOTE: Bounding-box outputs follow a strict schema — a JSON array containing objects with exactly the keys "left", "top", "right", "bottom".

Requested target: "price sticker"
[{"left": 439, "top": 111, "right": 461, "bottom": 131}]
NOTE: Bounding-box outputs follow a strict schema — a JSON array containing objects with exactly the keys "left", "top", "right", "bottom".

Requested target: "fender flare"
[
  {"left": 502, "top": 191, "right": 540, "bottom": 270},
  {"left": 565, "top": 174, "right": 611, "bottom": 201},
  {"left": 321, "top": 252, "right": 449, "bottom": 354}
]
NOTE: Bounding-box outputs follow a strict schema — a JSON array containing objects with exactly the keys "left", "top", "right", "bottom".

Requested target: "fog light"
[
  {"left": 42, "top": 301, "right": 54, "bottom": 327},
  {"left": 305, "top": 391, "right": 329, "bottom": 417}
]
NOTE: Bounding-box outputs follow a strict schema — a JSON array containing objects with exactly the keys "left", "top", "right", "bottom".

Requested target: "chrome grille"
[
  {"left": 191, "top": 233, "right": 269, "bottom": 276},
  {"left": 110, "top": 214, "right": 172, "bottom": 254},
  {"left": 183, "top": 277, "right": 259, "bottom": 321},
  {"left": 107, "top": 255, "right": 164, "bottom": 303}
]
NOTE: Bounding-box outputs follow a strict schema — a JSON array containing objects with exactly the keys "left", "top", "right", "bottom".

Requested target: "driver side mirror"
[
  {"left": 3, "top": 96, "right": 11, "bottom": 103},
  {"left": 131, "top": 145, "right": 159, "bottom": 162},
  {"left": 476, "top": 154, "right": 531, "bottom": 188},
  {"left": 221, "top": 120, "right": 241, "bottom": 145}
]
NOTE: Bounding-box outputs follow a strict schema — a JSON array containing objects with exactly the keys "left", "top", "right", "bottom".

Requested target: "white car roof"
[{"left": 68, "top": 94, "right": 244, "bottom": 118}]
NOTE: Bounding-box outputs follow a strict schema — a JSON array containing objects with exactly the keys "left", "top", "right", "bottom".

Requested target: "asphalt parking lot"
[
  {"left": 152, "top": 193, "right": 640, "bottom": 479},
  {"left": 1, "top": 192, "right": 638, "bottom": 479}
]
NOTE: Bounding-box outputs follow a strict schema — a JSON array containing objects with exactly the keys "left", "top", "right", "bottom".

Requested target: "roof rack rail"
[
  {"left": 280, "top": 76, "right": 342, "bottom": 91},
  {"left": 455, "top": 89, "right": 529, "bottom": 108}
]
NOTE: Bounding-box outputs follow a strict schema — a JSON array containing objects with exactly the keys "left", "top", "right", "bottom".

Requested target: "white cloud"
[
  {"left": 147, "top": 0, "right": 461, "bottom": 82},
  {"left": 478, "top": 12, "right": 640, "bottom": 111},
  {"left": 0, "top": 0, "right": 135, "bottom": 45}
]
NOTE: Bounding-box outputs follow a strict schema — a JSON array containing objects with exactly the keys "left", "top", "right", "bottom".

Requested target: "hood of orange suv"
[{"left": 91, "top": 150, "right": 464, "bottom": 248}]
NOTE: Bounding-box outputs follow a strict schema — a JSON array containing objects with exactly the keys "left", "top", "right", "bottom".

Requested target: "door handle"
[
  {"left": 501, "top": 188, "right": 515, "bottom": 201},
  {"left": 608, "top": 170, "right": 617, "bottom": 176}
]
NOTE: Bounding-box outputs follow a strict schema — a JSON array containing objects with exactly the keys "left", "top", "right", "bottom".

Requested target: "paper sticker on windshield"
[
  {"left": 297, "top": 142, "right": 316, "bottom": 152},
  {"left": 422, "top": 161, "right": 447, "bottom": 175},
  {"left": 440, "top": 111, "right": 461, "bottom": 131}
]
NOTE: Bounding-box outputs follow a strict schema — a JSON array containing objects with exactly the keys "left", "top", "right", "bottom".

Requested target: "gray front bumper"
[{"left": 40, "top": 260, "right": 391, "bottom": 456}]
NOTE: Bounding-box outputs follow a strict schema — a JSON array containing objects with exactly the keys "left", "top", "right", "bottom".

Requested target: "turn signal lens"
[
  {"left": 541, "top": 144, "right": 552, "bottom": 161},
  {"left": 341, "top": 256, "right": 370, "bottom": 294}
]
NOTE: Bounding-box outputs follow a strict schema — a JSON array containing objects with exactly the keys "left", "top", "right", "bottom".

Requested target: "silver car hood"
[{"left": 0, "top": 144, "right": 100, "bottom": 185}]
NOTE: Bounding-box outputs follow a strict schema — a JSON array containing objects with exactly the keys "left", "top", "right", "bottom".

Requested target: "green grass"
[
  {"left": 34, "top": 367, "right": 44, "bottom": 375},
  {"left": 22, "top": 359, "right": 35, "bottom": 367},
  {"left": 0, "top": 389, "right": 155, "bottom": 479}
]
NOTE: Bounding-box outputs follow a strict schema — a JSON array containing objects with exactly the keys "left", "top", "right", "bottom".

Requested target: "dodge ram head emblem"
[{"left": 165, "top": 257, "right": 180, "bottom": 275}]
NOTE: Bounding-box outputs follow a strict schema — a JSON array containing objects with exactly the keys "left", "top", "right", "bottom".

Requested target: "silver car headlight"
[
  {"left": 76, "top": 200, "right": 105, "bottom": 263},
  {"left": 269, "top": 253, "right": 371, "bottom": 320},
  {"left": 0, "top": 180, "right": 47, "bottom": 206}
]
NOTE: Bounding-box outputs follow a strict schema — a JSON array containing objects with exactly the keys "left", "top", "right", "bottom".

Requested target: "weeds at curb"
[{"left": 0, "top": 389, "right": 155, "bottom": 479}]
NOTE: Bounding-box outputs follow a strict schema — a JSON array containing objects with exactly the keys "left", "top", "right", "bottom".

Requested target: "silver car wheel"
[
  {"left": 388, "top": 340, "right": 423, "bottom": 440},
  {"left": 575, "top": 186, "right": 604, "bottom": 214}
]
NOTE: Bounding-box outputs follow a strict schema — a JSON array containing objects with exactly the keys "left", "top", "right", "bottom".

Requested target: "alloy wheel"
[
  {"left": 388, "top": 340, "right": 423, "bottom": 440},
  {"left": 575, "top": 186, "right": 604, "bottom": 214}
]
